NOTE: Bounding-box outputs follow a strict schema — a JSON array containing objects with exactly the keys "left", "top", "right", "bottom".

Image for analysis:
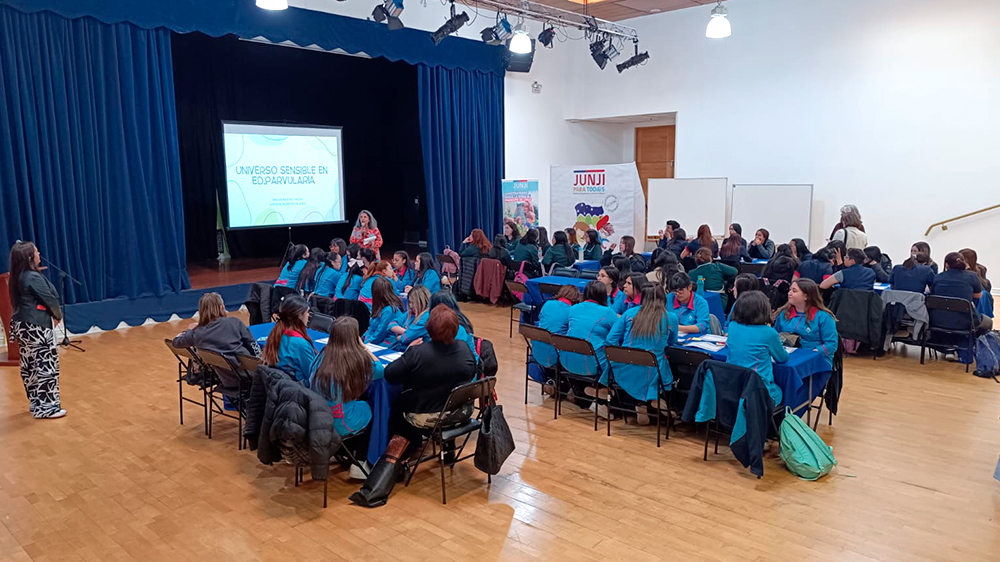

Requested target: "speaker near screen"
[{"left": 222, "top": 122, "right": 346, "bottom": 229}]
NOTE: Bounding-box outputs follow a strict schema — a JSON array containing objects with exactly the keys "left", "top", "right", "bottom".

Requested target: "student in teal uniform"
[
  {"left": 329, "top": 238, "right": 349, "bottom": 274},
  {"left": 364, "top": 277, "right": 406, "bottom": 346},
  {"left": 359, "top": 261, "right": 397, "bottom": 310},
  {"left": 597, "top": 265, "right": 626, "bottom": 315},
  {"left": 337, "top": 248, "right": 375, "bottom": 300},
  {"left": 294, "top": 247, "right": 326, "bottom": 292},
  {"left": 726, "top": 291, "right": 789, "bottom": 406},
  {"left": 582, "top": 229, "right": 603, "bottom": 261},
  {"left": 313, "top": 252, "right": 343, "bottom": 298},
  {"left": 410, "top": 252, "right": 442, "bottom": 295},
  {"left": 391, "top": 251, "right": 415, "bottom": 293},
  {"left": 531, "top": 285, "right": 582, "bottom": 378},
  {"left": 562, "top": 281, "right": 618, "bottom": 380},
  {"left": 309, "top": 316, "right": 381, "bottom": 478},
  {"left": 275, "top": 244, "right": 309, "bottom": 288},
  {"left": 605, "top": 284, "right": 679, "bottom": 424},
  {"left": 261, "top": 296, "right": 317, "bottom": 384},
  {"left": 542, "top": 230, "right": 577, "bottom": 269},
  {"left": 428, "top": 291, "right": 479, "bottom": 360},
  {"left": 664, "top": 271, "right": 711, "bottom": 334},
  {"left": 390, "top": 286, "right": 430, "bottom": 350},
  {"left": 774, "top": 278, "right": 839, "bottom": 367},
  {"left": 622, "top": 273, "right": 647, "bottom": 311}
]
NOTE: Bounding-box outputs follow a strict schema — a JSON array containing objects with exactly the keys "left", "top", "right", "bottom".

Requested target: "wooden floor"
[
  {"left": 187, "top": 259, "right": 279, "bottom": 290},
  {"left": 1, "top": 303, "right": 999, "bottom": 562}
]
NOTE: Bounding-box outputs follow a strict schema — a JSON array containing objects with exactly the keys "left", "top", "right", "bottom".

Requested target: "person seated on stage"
[
  {"left": 310, "top": 316, "right": 381, "bottom": 478},
  {"left": 390, "top": 251, "right": 415, "bottom": 293},
  {"left": 532, "top": 285, "right": 582, "bottom": 389},
  {"left": 261, "top": 295, "right": 317, "bottom": 384},
  {"left": 565, "top": 228, "right": 581, "bottom": 256},
  {"left": 582, "top": 229, "right": 603, "bottom": 261},
  {"left": 726, "top": 290, "right": 789, "bottom": 406},
  {"left": 364, "top": 277, "right": 406, "bottom": 346},
  {"left": 646, "top": 248, "right": 683, "bottom": 289},
  {"left": 313, "top": 251, "right": 343, "bottom": 298},
  {"left": 719, "top": 232, "right": 751, "bottom": 267},
  {"left": 690, "top": 247, "right": 738, "bottom": 306},
  {"left": 774, "top": 278, "right": 839, "bottom": 368},
  {"left": 596, "top": 265, "right": 625, "bottom": 315},
  {"left": 336, "top": 246, "right": 372, "bottom": 300},
  {"left": 931, "top": 252, "right": 993, "bottom": 335},
  {"left": 863, "top": 246, "right": 891, "bottom": 283},
  {"left": 680, "top": 225, "right": 720, "bottom": 261},
  {"left": 564, "top": 281, "right": 619, "bottom": 415},
  {"left": 600, "top": 235, "right": 646, "bottom": 273},
  {"left": 295, "top": 247, "right": 327, "bottom": 293},
  {"left": 790, "top": 238, "right": 812, "bottom": 262},
  {"left": 911, "top": 241, "right": 938, "bottom": 274},
  {"left": 820, "top": 248, "right": 875, "bottom": 291},
  {"left": 350, "top": 209, "right": 384, "bottom": 260},
  {"left": 408, "top": 252, "right": 442, "bottom": 295},
  {"left": 889, "top": 251, "right": 934, "bottom": 293},
  {"left": 664, "top": 271, "right": 711, "bottom": 334},
  {"left": 329, "top": 238, "right": 349, "bottom": 273},
  {"left": 747, "top": 228, "right": 776, "bottom": 260},
  {"left": 503, "top": 219, "right": 521, "bottom": 250},
  {"left": 542, "top": 230, "right": 577, "bottom": 269},
  {"left": 794, "top": 247, "right": 835, "bottom": 285},
  {"left": 487, "top": 235, "right": 512, "bottom": 270},
  {"left": 359, "top": 261, "right": 398, "bottom": 310},
  {"left": 173, "top": 293, "right": 261, "bottom": 376},
  {"left": 657, "top": 220, "right": 681, "bottom": 250},
  {"left": 459, "top": 228, "right": 492, "bottom": 259},
  {"left": 606, "top": 284, "right": 679, "bottom": 424},
  {"left": 623, "top": 273, "right": 648, "bottom": 312},
  {"left": 275, "top": 244, "right": 309, "bottom": 288},
  {"left": 390, "top": 286, "right": 430, "bottom": 350},
  {"left": 509, "top": 228, "right": 541, "bottom": 278},
  {"left": 385, "top": 305, "right": 478, "bottom": 458}
]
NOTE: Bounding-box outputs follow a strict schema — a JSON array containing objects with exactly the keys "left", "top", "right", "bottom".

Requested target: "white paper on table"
[
  {"left": 686, "top": 341, "right": 724, "bottom": 353},
  {"left": 365, "top": 343, "right": 386, "bottom": 353},
  {"left": 380, "top": 351, "right": 403, "bottom": 362},
  {"left": 315, "top": 337, "right": 329, "bottom": 345},
  {"left": 697, "top": 335, "right": 728, "bottom": 343},
  {"left": 784, "top": 346, "right": 798, "bottom": 354}
]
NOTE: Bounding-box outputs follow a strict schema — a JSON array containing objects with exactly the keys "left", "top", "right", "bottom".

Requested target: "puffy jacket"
[{"left": 830, "top": 289, "right": 884, "bottom": 347}]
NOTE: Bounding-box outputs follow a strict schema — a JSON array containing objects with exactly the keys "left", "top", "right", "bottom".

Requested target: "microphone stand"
[{"left": 40, "top": 256, "right": 85, "bottom": 353}]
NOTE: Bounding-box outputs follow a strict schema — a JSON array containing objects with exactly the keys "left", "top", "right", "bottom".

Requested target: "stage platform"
[{"left": 63, "top": 259, "right": 277, "bottom": 334}]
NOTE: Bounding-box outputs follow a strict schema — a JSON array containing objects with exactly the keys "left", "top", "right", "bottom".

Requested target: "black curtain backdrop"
[{"left": 172, "top": 32, "right": 426, "bottom": 262}]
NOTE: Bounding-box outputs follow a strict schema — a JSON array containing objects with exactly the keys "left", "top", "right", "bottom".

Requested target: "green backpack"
[{"left": 779, "top": 407, "right": 837, "bottom": 480}]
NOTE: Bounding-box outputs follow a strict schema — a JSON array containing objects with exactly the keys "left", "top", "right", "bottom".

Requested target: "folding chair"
[
  {"left": 519, "top": 324, "right": 556, "bottom": 403},
  {"left": 307, "top": 311, "right": 335, "bottom": 335},
  {"left": 549, "top": 334, "right": 602, "bottom": 429},
  {"left": 551, "top": 267, "right": 578, "bottom": 278},
  {"left": 537, "top": 282, "right": 562, "bottom": 300},
  {"left": 808, "top": 338, "right": 844, "bottom": 431},
  {"left": 665, "top": 346, "right": 713, "bottom": 409},
  {"left": 604, "top": 346, "right": 673, "bottom": 447},
  {"left": 436, "top": 254, "right": 459, "bottom": 286},
  {"left": 270, "top": 285, "right": 299, "bottom": 319},
  {"left": 922, "top": 295, "right": 978, "bottom": 372},
  {"left": 504, "top": 280, "right": 535, "bottom": 338},
  {"left": 198, "top": 349, "right": 251, "bottom": 450},
  {"left": 578, "top": 269, "right": 599, "bottom": 280},
  {"left": 404, "top": 376, "right": 497, "bottom": 504},
  {"left": 738, "top": 262, "right": 766, "bottom": 277},
  {"left": 163, "top": 340, "right": 208, "bottom": 433},
  {"left": 293, "top": 428, "right": 371, "bottom": 508}
]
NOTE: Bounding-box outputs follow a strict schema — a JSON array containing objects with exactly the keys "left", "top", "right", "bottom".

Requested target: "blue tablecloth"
[
  {"left": 676, "top": 336, "right": 832, "bottom": 415},
  {"left": 248, "top": 323, "right": 401, "bottom": 465},
  {"left": 572, "top": 260, "right": 602, "bottom": 272}
]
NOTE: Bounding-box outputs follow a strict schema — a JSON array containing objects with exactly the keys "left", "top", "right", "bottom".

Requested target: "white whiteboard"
[
  {"left": 646, "top": 178, "right": 728, "bottom": 238},
  {"left": 731, "top": 184, "right": 813, "bottom": 247}
]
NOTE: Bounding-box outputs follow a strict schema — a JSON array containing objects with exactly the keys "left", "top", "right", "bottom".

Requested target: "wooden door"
[{"left": 635, "top": 125, "right": 675, "bottom": 241}]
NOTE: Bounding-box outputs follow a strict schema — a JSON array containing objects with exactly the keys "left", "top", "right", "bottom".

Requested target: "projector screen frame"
[{"left": 220, "top": 119, "right": 349, "bottom": 231}]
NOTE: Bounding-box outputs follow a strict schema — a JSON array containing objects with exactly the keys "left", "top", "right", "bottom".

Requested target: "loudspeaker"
[{"left": 505, "top": 40, "right": 535, "bottom": 73}]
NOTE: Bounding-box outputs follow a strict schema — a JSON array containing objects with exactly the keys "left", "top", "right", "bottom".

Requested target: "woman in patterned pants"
[{"left": 8, "top": 241, "right": 65, "bottom": 419}]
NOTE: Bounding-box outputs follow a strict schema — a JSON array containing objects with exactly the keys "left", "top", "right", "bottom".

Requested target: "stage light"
[
  {"left": 589, "top": 37, "right": 620, "bottom": 70},
  {"left": 373, "top": 0, "right": 404, "bottom": 30},
  {"left": 480, "top": 17, "right": 512, "bottom": 46},
  {"left": 537, "top": 26, "right": 556, "bottom": 48},
  {"left": 509, "top": 25, "right": 532, "bottom": 54},
  {"left": 616, "top": 51, "right": 649, "bottom": 73},
  {"left": 431, "top": 11, "right": 470, "bottom": 45},
  {"left": 256, "top": 0, "right": 288, "bottom": 10},
  {"left": 706, "top": 0, "right": 731, "bottom": 39}
]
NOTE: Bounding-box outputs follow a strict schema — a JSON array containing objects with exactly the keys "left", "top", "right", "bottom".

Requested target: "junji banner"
[
  {"left": 501, "top": 178, "right": 540, "bottom": 236},
  {"left": 550, "top": 163, "right": 644, "bottom": 250}
]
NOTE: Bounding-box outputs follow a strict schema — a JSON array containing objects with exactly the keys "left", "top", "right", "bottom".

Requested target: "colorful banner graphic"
[
  {"left": 550, "top": 164, "right": 644, "bottom": 250},
  {"left": 502, "top": 178, "right": 540, "bottom": 235}
]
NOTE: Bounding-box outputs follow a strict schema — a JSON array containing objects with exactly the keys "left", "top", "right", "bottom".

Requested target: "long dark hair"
[
  {"left": 720, "top": 234, "right": 743, "bottom": 258},
  {"left": 371, "top": 276, "right": 403, "bottom": 318},
  {"left": 650, "top": 249, "right": 681, "bottom": 288},
  {"left": 329, "top": 238, "right": 348, "bottom": 257},
  {"left": 583, "top": 280, "right": 608, "bottom": 306},
  {"left": 611, "top": 255, "right": 631, "bottom": 280},
  {"left": 311, "top": 317, "right": 372, "bottom": 403},
  {"left": 585, "top": 229, "right": 600, "bottom": 248},
  {"left": 943, "top": 252, "right": 967, "bottom": 271},
  {"left": 538, "top": 227, "right": 551, "bottom": 251},
  {"left": 504, "top": 220, "right": 521, "bottom": 243},
  {"left": 697, "top": 225, "right": 713, "bottom": 249},
  {"left": 903, "top": 251, "right": 929, "bottom": 269},
  {"left": 282, "top": 244, "right": 308, "bottom": 272},
  {"left": 619, "top": 235, "right": 637, "bottom": 257},
  {"left": 429, "top": 290, "right": 474, "bottom": 334},
  {"left": 415, "top": 252, "right": 440, "bottom": 284},
  {"left": 631, "top": 285, "right": 667, "bottom": 339},
  {"left": 262, "top": 295, "right": 313, "bottom": 366},
  {"left": 296, "top": 247, "right": 326, "bottom": 291},
  {"left": 790, "top": 238, "right": 810, "bottom": 260},
  {"left": 9, "top": 241, "right": 40, "bottom": 306},
  {"left": 521, "top": 228, "right": 539, "bottom": 246},
  {"left": 912, "top": 241, "right": 935, "bottom": 269},
  {"left": 553, "top": 230, "right": 573, "bottom": 258},
  {"left": 340, "top": 245, "right": 366, "bottom": 293}
]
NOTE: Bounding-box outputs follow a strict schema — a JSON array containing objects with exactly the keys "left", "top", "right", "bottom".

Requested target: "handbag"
[{"left": 474, "top": 404, "right": 515, "bottom": 475}]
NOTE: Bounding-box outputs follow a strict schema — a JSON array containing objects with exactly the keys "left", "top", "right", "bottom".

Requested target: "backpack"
[
  {"left": 779, "top": 407, "right": 837, "bottom": 480},
  {"left": 973, "top": 332, "right": 1000, "bottom": 379}
]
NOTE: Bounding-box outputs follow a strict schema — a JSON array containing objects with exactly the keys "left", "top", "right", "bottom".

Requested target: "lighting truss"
[{"left": 458, "top": 0, "right": 639, "bottom": 43}]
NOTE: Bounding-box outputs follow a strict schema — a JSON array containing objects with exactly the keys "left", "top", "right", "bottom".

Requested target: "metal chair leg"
[
  {"left": 703, "top": 422, "right": 710, "bottom": 461},
  {"left": 439, "top": 445, "right": 448, "bottom": 505},
  {"left": 714, "top": 424, "right": 720, "bottom": 454},
  {"left": 323, "top": 478, "right": 329, "bottom": 508},
  {"left": 178, "top": 364, "right": 184, "bottom": 426},
  {"left": 553, "top": 371, "right": 560, "bottom": 420}
]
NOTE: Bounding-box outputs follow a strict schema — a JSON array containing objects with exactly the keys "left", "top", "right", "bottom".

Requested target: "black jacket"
[
  {"left": 245, "top": 283, "right": 273, "bottom": 325},
  {"left": 457, "top": 256, "right": 480, "bottom": 299},
  {"left": 600, "top": 250, "right": 647, "bottom": 274},
  {"left": 384, "top": 339, "right": 477, "bottom": 413},
  {"left": 476, "top": 337, "right": 498, "bottom": 379},
  {"left": 12, "top": 271, "right": 62, "bottom": 328},
  {"left": 830, "top": 289, "right": 884, "bottom": 347}
]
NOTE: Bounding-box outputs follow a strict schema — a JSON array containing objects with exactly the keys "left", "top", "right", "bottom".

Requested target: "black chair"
[
  {"left": 504, "top": 280, "right": 535, "bottom": 338},
  {"left": 604, "top": 346, "right": 673, "bottom": 447},
  {"left": 519, "top": 324, "right": 555, "bottom": 403},
  {"left": 198, "top": 349, "right": 250, "bottom": 450},
  {"left": 270, "top": 285, "right": 299, "bottom": 319},
  {"left": 665, "top": 347, "right": 713, "bottom": 408},
  {"left": 921, "top": 295, "right": 978, "bottom": 372},
  {"left": 738, "top": 262, "right": 766, "bottom": 277},
  {"left": 537, "top": 282, "right": 562, "bottom": 300},
  {"left": 808, "top": 337, "right": 844, "bottom": 431},
  {"left": 163, "top": 339, "right": 208, "bottom": 434},
  {"left": 331, "top": 298, "right": 371, "bottom": 335},
  {"left": 308, "top": 294, "right": 337, "bottom": 316},
  {"left": 578, "top": 269, "right": 598, "bottom": 280},
  {"left": 404, "top": 376, "right": 498, "bottom": 505},
  {"left": 548, "top": 334, "right": 602, "bottom": 429},
  {"left": 307, "top": 311, "right": 335, "bottom": 335},
  {"left": 551, "top": 267, "right": 578, "bottom": 278},
  {"left": 436, "top": 253, "right": 459, "bottom": 286}
]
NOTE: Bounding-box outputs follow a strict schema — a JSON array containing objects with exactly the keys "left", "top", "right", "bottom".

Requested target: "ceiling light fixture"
[
  {"left": 481, "top": 17, "right": 513, "bottom": 46},
  {"left": 706, "top": 0, "right": 731, "bottom": 39},
  {"left": 372, "top": 0, "right": 405, "bottom": 30},
  {"left": 616, "top": 41, "right": 649, "bottom": 73},
  {"left": 509, "top": 23, "right": 532, "bottom": 54},
  {"left": 590, "top": 36, "right": 620, "bottom": 70},
  {"left": 537, "top": 26, "right": 556, "bottom": 48},
  {"left": 256, "top": 0, "right": 288, "bottom": 10},
  {"left": 431, "top": 2, "right": 470, "bottom": 45}
]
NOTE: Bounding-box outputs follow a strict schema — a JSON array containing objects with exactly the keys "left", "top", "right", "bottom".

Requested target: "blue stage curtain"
[
  {"left": 0, "top": 0, "right": 506, "bottom": 76},
  {"left": 0, "top": 5, "right": 189, "bottom": 304},
  {"left": 419, "top": 65, "right": 504, "bottom": 253}
]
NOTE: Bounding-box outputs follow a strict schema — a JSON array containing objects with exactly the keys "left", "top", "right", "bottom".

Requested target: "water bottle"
[{"left": 696, "top": 276, "right": 705, "bottom": 296}]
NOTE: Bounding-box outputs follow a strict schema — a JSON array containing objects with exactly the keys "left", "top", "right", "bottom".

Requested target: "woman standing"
[
  {"left": 831, "top": 205, "right": 868, "bottom": 250},
  {"left": 9, "top": 242, "right": 65, "bottom": 419},
  {"left": 350, "top": 210, "right": 384, "bottom": 259}
]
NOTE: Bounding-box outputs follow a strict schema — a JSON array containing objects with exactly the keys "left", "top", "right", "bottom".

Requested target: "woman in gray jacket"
[{"left": 8, "top": 241, "right": 65, "bottom": 419}]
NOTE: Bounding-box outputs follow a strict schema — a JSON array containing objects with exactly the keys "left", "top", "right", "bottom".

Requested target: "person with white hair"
[{"left": 830, "top": 204, "right": 868, "bottom": 250}]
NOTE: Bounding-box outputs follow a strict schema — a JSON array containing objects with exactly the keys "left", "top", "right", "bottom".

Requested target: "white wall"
[{"left": 557, "top": 0, "right": 1000, "bottom": 276}]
